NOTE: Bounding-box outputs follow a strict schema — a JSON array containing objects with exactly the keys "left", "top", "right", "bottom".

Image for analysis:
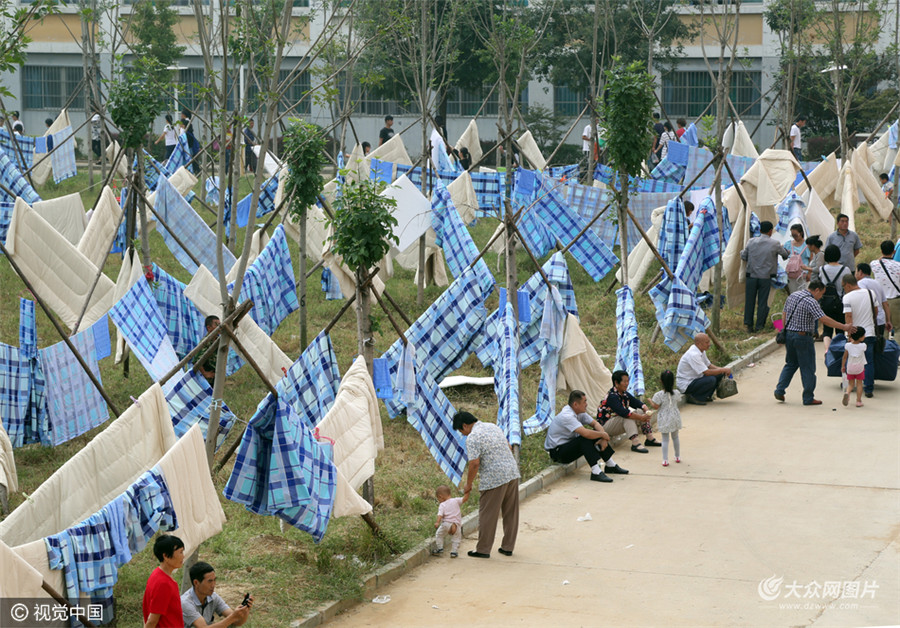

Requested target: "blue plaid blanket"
[
  {"left": 516, "top": 206, "right": 557, "bottom": 258},
  {"left": 19, "top": 298, "right": 36, "bottom": 360},
  {"left": 224, "top": 393, "right": 336, "bottom": 542},
  {"left": 564, "top": 183, "right": 618, "bottom": 248},
  {"left": 405, "top": 366, "right": 468, "bottom": 485},
  {"left": 236, "top": 172, "right": 279, "bottom": 228},
  {"left": 523, "top": 285, "right": 566, "bottom": 435},
  {"left": 155, "top": 174, "right": 237, "bottom": 277},
  {"left": 469, "top": 170, "right": 504, "bottom": 215},
  {"left": 109, "top": 278, "right": 180, "bottom": 381},
  {"left": 39, "top": 329, "right": 109, "bottom": 446},
  {"left": 123, "top": 468, "right": 178, "bottom": 556},
  {"left": 45, "top": 495, "right": 139, "bottom": 624},
  {"left": 750, "top": 211, "right": 760, "bottom": 237},
  {"left": 648, "top": 197, "right": 720, "bottom": 351},
  {"left": 547, "top": 164, "right": 580, "bottom": 181},
  {"left": 649, "top": 157, "right": 686, "bottom": 185},
  {"left": 276, "top": 331, "right": 341, "bottom": 431},
  {"left": 150, "top": 265, "right": 205, "bottom": 359},
  {"left": 50, "top": 126, "right": 77, "bottom": 184},
  {"left": 624, "top": 191, "right": 677, "bottom": 252},
  {"left": 685, "top": 146, "right": 716, "bottom": 188},
  {"left": 0, "top": 152, "right": 40, "bottom": 204},
  {"left": 636, "top": 178, "right": 683, "bottom": 194},
  {"left": 476, "top": 252, "right": 578, "bottom": 370},
  {"left": 431, "top": 178, "right": 495, "bottom": 293},
  {"left": 381, "top": 265, "right": 493, "bottom": 419},
  {"left": 666, "top": 140, "right": 690, "bottom": 167},
  {"left": 518, "top": 171, "right": 618, "bottom": 282},
  {"left": 0, "top": 128, "right": 35, "bottom": 170},
  {"left": 229, "top": 225, "right": 298, "bottom": 335},
  {"left": 164, "top": 368, "right": 236, "bottom": 450},
  {"left": 164, "top": 133, "right": 191, "bottom": 175},
  {"left": 494, "top": 302, "right": 521, "bottom": 446},
  {"left": 0, "top": 201, "right": 12, "bottom": 245},
  {"left": 0, "top": 343, "right": 43, "bottom": 448},
  {"left": 658, "top": 197, "right": 690, "bottom": 269},
  {"left": 683, "top": 123, "right": 699, "bottom": 147},
  {"left": 614, "top": 286, "right": 645, "bottom": 395},
  {"left": 141, "top": 152, "right": 166, "bottom": 192}
]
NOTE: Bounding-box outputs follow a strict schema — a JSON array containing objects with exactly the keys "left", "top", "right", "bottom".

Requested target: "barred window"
[
  {"left": 446, "top": 84, "right": 529, "bottom": 117},
  {"left": 554, "top": 85, "right": 587, "bottom": 116},
  {"left": 23, "top": 66, "right": 84, "bottom": 110},
  {"left": 661, "top": 70, "right": 761, "bottom": 118}
]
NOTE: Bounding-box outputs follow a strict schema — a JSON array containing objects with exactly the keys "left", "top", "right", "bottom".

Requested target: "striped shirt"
[{"left": 783, "top": 289, "right": 825, "bottom": 333}]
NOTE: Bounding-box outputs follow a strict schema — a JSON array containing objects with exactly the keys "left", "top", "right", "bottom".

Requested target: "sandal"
[{"left": 662, "top": 460, "right": 669, "bottom": 467}]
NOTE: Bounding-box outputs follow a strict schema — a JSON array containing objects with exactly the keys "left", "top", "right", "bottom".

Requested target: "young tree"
[
  {"left": 602, "top": 59, "right": 655, "bottom": 284},
  {"left": 284, "top": 120, "right": 328, "bottom": 350},
  {"left": 803, "top": 0, "right": 891, "bottom": 157},
  {"left": 764, "top": 0, "right": 818, "bottom": 148},
  {"left": 328, "top": 180, "right": 398, "bottom": 372}
]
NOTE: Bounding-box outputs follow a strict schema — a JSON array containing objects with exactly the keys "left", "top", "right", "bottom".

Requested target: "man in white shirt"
[
  {"left": 790, "top": 115, "right": 806, "bottom": 162},
  {"left": 841, "top": 274, "right": 879, "bottom": 398},
  {"left": 676, "top": 333, "right": 733, "bottom": 405},
  {"left": 581, "top": 122, "right": 593, "bottom": 183},
  {"left": 856, "top": 263, "right": 891, "bottom": 338},
  {"left": 543, "top": 390, "right": 628, "bottom": 483},
  {"left": 871, "top": 240, "right": 900, "bottom": 334}
]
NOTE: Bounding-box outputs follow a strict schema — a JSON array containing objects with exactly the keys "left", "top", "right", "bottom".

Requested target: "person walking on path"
[
  {"left": 543, "top": 390, "right": 628, "bottom": 483},
  {"left": 818, "top": 244, "right": 853, "bottom": 351},
  {"left": 841, "top": 274, "right": 879, "bottom": 399},
  {"left": 432, "top": 485, "right": 467, "bottom": 558},
  {"left": 646, "top": 370, "right": 683, "bottom": 467},
  {"left": 453, "top": 412, "right": 520, "bottom": 559},
  {"left": 741, "top": 220, "right": 788, "bottom": 332},
  {"left": 789, "top": 115, "right": 806, "bottom": 162},
  {"left": 784, "top": 224, "right": 811, "bottom": 294},
  {"left": 774, "top": 279, "right": 855, "bottom": 405},
  {"left": 825, "top": 214, "right": 862, "bottom": 271}
]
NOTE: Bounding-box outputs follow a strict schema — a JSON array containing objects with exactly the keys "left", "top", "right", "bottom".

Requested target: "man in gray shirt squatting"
[{"left": 544, "top": 390, "right": 629, "bottom": 483}]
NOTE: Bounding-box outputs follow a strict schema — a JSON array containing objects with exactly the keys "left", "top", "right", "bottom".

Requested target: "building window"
[
  {"left": 23, "top": 66, "right": 84, "bottom": 110},
  {"left": 661, "top": 70, "right": 761, "bottom": 117},
  {"left": 554, "top": 85, "right": 587, "bottom": 116},
  {"left": 446, "top": 84, "right": 529, "bottom": 117},
  {"left": 246, "top": 68, "right": 311, "bottom": 115},
  {"left": 176, "top": 68, "right": 206, "bottom": 112}
]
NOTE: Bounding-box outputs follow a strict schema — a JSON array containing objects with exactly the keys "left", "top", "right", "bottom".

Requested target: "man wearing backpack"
[
  {"left": 870, "top": 240, "right": 900, "bottom": 338},
  {"left": 818, "top": 244, "right": 853, "bottom": 351},
  {"left": 741, "top": 221, "right": 788, "bottom": 333},
  {"left": 775, "top": 279, "right": 854, "bottom": 405}
]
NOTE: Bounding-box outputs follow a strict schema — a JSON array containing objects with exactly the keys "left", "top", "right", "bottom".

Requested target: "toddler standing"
[
  {"left": 842, "top": 328, "right": 868, "bottom": 407},
  {"left": 646, "top": 370, "right": 683, "bottom": 467},
  {"left": 432, "top": 485, "right": 467, "bottom": 558}
]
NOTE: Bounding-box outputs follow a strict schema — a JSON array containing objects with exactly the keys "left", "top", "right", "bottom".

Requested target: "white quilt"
[
  {"left": 5, "top": 198, "right": 115, "bottom": 332},
  {"left": 77, "top": 186, "right": 122, "bottom": 268}
]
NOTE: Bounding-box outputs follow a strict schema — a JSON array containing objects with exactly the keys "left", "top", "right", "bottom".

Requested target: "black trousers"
[{"left": 547, "top": 436, "right": 614, "bottom": 467}]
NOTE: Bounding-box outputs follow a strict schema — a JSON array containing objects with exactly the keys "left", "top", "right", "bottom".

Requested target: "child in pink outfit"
[
  {"left": 432, "top": 485, "right": 467, "bottom": 558},
  {"left": 842, "top": 328, "right": 868, "bottom": 407}
]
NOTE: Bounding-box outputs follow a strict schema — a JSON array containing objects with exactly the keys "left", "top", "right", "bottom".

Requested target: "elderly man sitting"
[
  {"left": 544, "top": 390, "right": 628, "bottom": 483},
  {"left": 676, "top": 333, "right": 733, "bottom": 405}
]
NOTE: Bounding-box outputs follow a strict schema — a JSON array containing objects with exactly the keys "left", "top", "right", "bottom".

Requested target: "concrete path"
[{"left": 328, "top": 344, "right": 900, "bottom": 628}]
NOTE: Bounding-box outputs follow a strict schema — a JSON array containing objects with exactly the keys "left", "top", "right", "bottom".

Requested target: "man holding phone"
[{"left": 181, "top": 561, "right": 253, "bottom": 627}]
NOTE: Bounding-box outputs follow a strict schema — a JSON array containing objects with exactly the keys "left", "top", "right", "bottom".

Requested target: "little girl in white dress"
[{"left": 646, "top": 370, "right": 683, "bottom": 467}]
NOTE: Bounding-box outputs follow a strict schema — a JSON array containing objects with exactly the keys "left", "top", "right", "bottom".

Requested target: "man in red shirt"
[{"left": 143, "top": 535, "right": 185, "bottom": 628}]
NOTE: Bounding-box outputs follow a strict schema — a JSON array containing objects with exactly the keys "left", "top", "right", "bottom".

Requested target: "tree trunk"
[
  {"left": 618, "top": 182, "right": 629, "bottom": 285},
  {"left": 299, "top": 208, "right": 308, "bottom": 351},
  {"left": 136, "top": 156, "right": 152, "bottom": 274}
]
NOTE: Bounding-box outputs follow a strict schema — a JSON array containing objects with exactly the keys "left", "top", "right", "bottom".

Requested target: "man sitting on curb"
[
  {"left": 544, "top": 390, "right": 629, "bottom": 483},
  {"left": 676, "top": 333, "right": 733, "bottom": 405},
  {"left": 598, "top": 370, "right": 660, "bottom": 454}
]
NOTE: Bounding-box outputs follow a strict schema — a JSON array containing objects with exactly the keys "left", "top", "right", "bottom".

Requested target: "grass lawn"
[{"left": 1, "top": 168, "right": 894, "bottom": 626}]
